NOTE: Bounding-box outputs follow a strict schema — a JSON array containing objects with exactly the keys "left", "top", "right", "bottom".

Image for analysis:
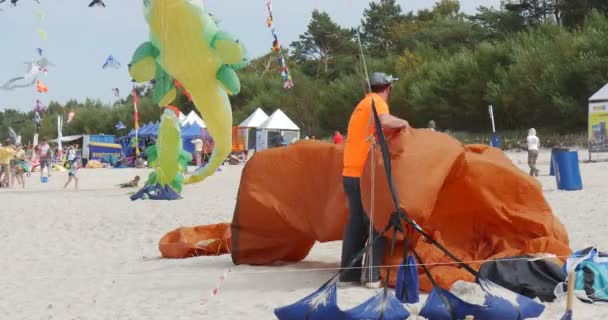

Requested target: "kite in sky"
[
  {"left": 36, "top": 80, "right": 48, "bottom": 93},
  {"left": 0, "top": 57, "right": 52, "bottom": 91},
  {"left": 36, "top": 28, "right": 47, "bottom": 41},
  {"left": 88, "top": 0, "right": 106, "bottom": 8},
  {"left": 102, "top": 55, "right": 121, "bottom": 69},
  {"left": 35, "top": 99, "right": 46, "bottom": 113}
]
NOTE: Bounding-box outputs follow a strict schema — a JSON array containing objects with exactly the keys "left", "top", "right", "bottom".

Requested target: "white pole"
[
  {"left": 488, "top": 105, "right": 496, "bottom": 133},
  {"left": 57, "top": 115, "right": 63, "bottom": 156}
]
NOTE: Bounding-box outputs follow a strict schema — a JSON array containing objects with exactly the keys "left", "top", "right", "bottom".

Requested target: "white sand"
[{"left": 2, "top": 149, "right": 608, "bottom": 319}]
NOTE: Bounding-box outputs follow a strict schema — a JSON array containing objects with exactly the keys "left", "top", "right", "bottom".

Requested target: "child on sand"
[{"left": 64, "top": 156, "right": 80, "bottom": 190}]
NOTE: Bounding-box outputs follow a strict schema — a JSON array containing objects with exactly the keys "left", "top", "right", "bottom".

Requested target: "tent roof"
[
  {"left": 590, "top": 83, "right": 608, "bottom": 102},
  {"left": 239, "top": 108, "right": 269, "bottom": 128},
  {"left": 51, "top": 135, "right": 83, "bottom": 143},
  {"left": 181, "top": 122, "right": 204, "bottom": 139},
  {"left": 183, "top": 110, "right": 206, "bottom": 128},
  {"left": 259, "top": 109, "right": 299, "bottom": 131}
]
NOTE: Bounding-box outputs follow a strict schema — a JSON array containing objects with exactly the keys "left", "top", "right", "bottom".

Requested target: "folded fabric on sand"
[{"left": 161, "top": 130, "right": 572, "bottom": 291}]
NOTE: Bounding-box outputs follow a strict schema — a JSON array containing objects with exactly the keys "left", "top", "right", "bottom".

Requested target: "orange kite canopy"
[
  {"left": 160, "top": 130, "right": 571, "bottom": 290},
  {"left": 36, "top": 80, "right": 48, "bottom": 93}
]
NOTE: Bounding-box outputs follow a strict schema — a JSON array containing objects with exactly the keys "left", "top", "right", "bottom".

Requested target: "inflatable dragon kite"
[
  {"left": 129, "top": 0, "right": 246, "bottom": 185},
  {"left": 131, "top": 109, "right": 192, "bottom": 201}
]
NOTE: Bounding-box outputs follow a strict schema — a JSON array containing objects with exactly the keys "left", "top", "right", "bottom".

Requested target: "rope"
[{"left": 2, "top": 254, "right": 568, "bottom": 280}]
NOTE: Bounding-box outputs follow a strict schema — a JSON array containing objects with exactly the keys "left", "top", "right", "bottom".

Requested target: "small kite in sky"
[
  {"left": 34, "top": 9, "right": 45, "bottom": 20},
  {"left": 102, "top": 55, "right": 121, "bottom": 69},
  {"left": 88, "top": 0, "right": 106, "bottom": 8},
  {"left": 36, "top": 28, "right": 47, "bottom": 41},
  {"left": 35, "top": 99, "right": 47, "bottom": 113},
  {"left": 36, "top": 48, "right": 43, "bottom": 56},
  {"left": 34, "top": 111, "right": 42, "bottom": 129},
  {"left": 36, "top": 80, "right": 48, "bottom": 93}
]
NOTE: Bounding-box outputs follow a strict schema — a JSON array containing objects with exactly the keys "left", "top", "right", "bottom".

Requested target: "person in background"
[
  {"left": 64, "top": 155, "right": 80, "bottom": 190},
  {"left": 191, "top": 136, "right": 203, "bottom": 167},
  {"left": 428, "top": 120, "right": 437, "bottom": 131},
  {"left": 66, "top": 145, "right": 76, "bottom": 168},
  {"left": 37, "top": 138, "right": 52, "bottom": 181},
  {"left": 0, "top": 139, "right": 16, "bottom": 188},
  {"left": 11, "top": 144, "right": 27, "bottom": 188},
  {"left": 333, "top": 130, "right": 344, "bottom": 144},
  {"left": 340, "top": 72, "right": 409, "bottom": 289},
  {"left": 527, "top": 128, "right": 540, "bottom": 177}
]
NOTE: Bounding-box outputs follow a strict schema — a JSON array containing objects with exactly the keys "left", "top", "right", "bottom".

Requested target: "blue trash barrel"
[
  {"left": 490, "top": 133, "right": 502, "bottom": 148},
  {"left": 553, "top": 151, "right": 582, "bottom": 191},
  {"left": 550, "top": 148, "right": 569, "bottom": 176}
]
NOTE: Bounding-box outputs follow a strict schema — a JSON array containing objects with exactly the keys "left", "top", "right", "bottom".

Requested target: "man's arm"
[{"left": 379, "top": 113, "right": 409, "bottom": 129}]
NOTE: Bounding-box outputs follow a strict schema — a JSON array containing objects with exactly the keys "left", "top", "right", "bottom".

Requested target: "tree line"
[{"left": 2, "top": 0, "right": 608, "bottom": 144}]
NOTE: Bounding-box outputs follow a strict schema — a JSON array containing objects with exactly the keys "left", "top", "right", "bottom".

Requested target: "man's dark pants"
[{"left": 340, "top": 176, "right": 387, "bottom": 283}]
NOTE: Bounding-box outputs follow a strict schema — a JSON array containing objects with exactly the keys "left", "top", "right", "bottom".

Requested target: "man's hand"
[{"left": 379, "top": 113, "right": 409, "bottom": 130}]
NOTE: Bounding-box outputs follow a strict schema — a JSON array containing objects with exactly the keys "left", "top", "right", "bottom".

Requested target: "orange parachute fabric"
[
  {"left": 159, "top": 223, "right": 231, "bottom": 258},
  {"left": 161, "top": 130, "right": 571, "bottom": 290}
]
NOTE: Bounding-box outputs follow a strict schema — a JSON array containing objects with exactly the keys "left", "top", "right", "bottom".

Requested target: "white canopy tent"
[
  {"left": 178, "top": 112, "right": 187, "bottom": 125},
  {"left": 588, "top": 83, "right": 608, "bottom": 159},
  {"left": 590, "top": 83, "right": 608, "bottom": 103},
  {"left": 256, "top": 109, "right": 300, "bottom": 150},
  {"left": 238, "top": 108, "right": 269, "bottom": 150},
  {"left": 183, "top": 110, "right": 206, "bottom": 128}
]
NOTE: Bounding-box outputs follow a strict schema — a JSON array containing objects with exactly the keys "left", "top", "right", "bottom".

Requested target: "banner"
[
  {"left": 588, "top": 102, "right": 608, "bottom": 153},
  {"left": 88, "top": 142, "right": 122, "bottom": 160}
]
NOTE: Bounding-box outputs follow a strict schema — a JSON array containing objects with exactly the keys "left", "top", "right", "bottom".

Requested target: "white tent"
[
  {"left": 238, "top": 108, "right": 269, "bottom": 150},
  {"left": 590, "top": 83, "right": 608, "bottom": 102},
  {"left": 178, "top": 112, "right": 187, "bottom": 125},
  {"left": 239, "top": 108, "right": 269, "bottom": 127},
  {"left": 183, "top": 110, "right": 206, "bottom": 128},
  {"left": 588, "top": 83, "right": 608, "bottom": 158},
  {"left": 256, "top": 109, "right": 300, "bottom": 150}
]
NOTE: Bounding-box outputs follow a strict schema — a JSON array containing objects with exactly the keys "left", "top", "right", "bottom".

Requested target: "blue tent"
[
  {"left": 139, "top": 122, "right": 158, "bottom": 138},
  {"left": 127, "top": 128, "right": 135, "bottom": 137},
  {"left": 181, "top": 122, "right": 203, "bottom": 139}
]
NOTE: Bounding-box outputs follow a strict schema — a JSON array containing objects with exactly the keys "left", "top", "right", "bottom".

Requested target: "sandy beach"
[{"left": 2, "top": 148, "right": 607, "bottom": 319}]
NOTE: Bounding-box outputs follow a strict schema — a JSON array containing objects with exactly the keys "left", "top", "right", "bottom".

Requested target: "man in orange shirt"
[{"left": 340, "top": 72, "right": 409, "bottom": 288}]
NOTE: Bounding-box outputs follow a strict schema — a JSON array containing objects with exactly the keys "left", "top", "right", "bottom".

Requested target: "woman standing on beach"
[
  {"left": 11, "top": 144, "right": 28, "bottom": 188},
  {"left": 527, "top": 128, "right": 540, "bottom": 177}
]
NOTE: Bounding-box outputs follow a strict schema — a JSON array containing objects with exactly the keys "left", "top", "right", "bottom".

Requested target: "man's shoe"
[{"left": 364, "top": 279, "right": 383, "bottom": 289}]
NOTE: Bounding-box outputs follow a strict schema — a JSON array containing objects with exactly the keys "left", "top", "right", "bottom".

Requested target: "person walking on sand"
[
  {"left": 527, "top": 128, "right": 540, "bottom": 177},
  {"left": 64, "top": 156, "right": 80, "bottom": 190},
  {"left": 11, "top": 144, "right": 27, "bottom": 188},
  {"left": 340, "top": 72, "right": 410, "bottom": 289},
  {"left": 0, "top": 139, "right": 16, "bottom": 188},
  {"left": 37, "top": 138, "right": 52, "bottom": 181},
  {"left": 191, "top": 136, "right": 203, "bottom": 167}
]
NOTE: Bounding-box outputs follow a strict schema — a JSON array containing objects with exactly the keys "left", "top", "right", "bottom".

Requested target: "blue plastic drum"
[{"left": 553, "top": 151, "right": 582, "bottom": 191}]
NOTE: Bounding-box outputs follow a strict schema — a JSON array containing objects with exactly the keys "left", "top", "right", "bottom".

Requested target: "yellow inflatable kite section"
[{"left": 130, "top": 0, "right": 246, "bottom": 185}]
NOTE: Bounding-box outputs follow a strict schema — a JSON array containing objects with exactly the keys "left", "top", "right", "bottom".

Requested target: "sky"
[{"left": 0, "top": 0, "right": 501, "bottom": 112}]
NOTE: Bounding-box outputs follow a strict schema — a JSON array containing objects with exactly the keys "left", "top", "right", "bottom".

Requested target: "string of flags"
[{"left": 265, "top": 0, "right": 293, "bottom": 90}]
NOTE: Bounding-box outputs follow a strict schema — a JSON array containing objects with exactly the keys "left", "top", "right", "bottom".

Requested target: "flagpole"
[{"left": 133, "top": 88, "right": 140, "bottom": 156}]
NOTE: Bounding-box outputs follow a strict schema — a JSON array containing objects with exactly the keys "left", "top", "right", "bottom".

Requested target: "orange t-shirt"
[{"left": 343, "top": 93, "right": 389, "bottom": 177}]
